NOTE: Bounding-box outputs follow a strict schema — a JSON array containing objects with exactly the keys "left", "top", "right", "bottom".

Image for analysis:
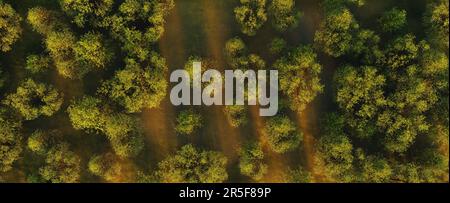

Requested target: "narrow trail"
[
  {"left": 249, "top": 106, "right": 288, "bottom": 183},
  {"left": 200, "top": 0, "right": 242, "bottom": 163},
  {"left": 140, "top": 4, "right": 186, "bottom": 162},
  {"left": 297, "top": 105, "right": 326, "bottom": 182}
]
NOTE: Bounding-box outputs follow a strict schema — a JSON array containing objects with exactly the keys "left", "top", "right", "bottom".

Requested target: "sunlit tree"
[
  {"left": 0, "top": 2, "right": 22, "bottom": 52},
  {"left": 156, "top": 145, "right": 228, "bottom": 183}
]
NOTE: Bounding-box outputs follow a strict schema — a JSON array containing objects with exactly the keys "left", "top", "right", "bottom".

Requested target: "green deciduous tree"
[
  {"left": 314, "top": 8, "right": 359, "bottom": 57},
  {"left": 234, "top": 0, "right": 267, "bottom": 36},
  {"left": 377, "top": 34, "right": 421, "bottom": 70},
  {"left": 88, "top": 152, "right": 124, "bottom": 182},
  {"left": 25, "top": 54, "right": 51, "bottom": 74},
  {"left": 60, "top": 0, "right": 114, "bottom": 27},
  {"left": 0, "top": 2, "right": 22, "bottom": 52},
  {"left": 274, "top": 45, "right": 323, "bottom": 112},
  {"left": 269, "top": 37, "right": 286, "bottom": 54},
  {"left": 424, "top": 0, "right": 449, "bottom": 50},
  {"left": 335, "top": 66, "right": 387, "bottom": 138},
  {"left": 98, "top": 57, "right": 167, "bottom": 113},
  {"left": 67, "top": 96, "right": 106, "bottom": 131},
  {"left": 224, "top": 105, "right": 248, "bottom": 128},
  {"left": 265, "top": 115, "right": 302, "bottom": 153},
  {"left": 39, "top": 143, "right": 81, "bottom": 183},
  {"left": 74, "top": 32, "right": 113, "bottom": 69},
  {"left": 175, "top": 110, "right": 202, "bottom": 135},
  {"left": 269, "top": 0, "right": 302, "bottom": 32},
  {"left": 0, "top": 109, "right": 22, "bottom": 172},
  {"left": 3, "top": 79, "right": 63, "bottom": 120},
  {"left": 317, "top": 113, "right": 354, "bottom": 182},
  {"left": 27, "top": 130, "right": 63, "bottom": 155},
  {"left": 46, "top": 30, "right": 90, "bottom": 79},
  {"left": 67, "top": 96, "right": 145, "bottom": 158},
  {"left": 238, "top": 142, "right": 268, "bottom": 181},
  {"left": 284, "top": 166, "right": 311, "bottom": 183},
  {"left": 355, "top": 149, "right": 392, "bottom": 183},
  {"left": 224, "top": 37, "right": 266, "bottom": 70},
  {"left": 27, "top": 7, "right": 67, "bottom": 36},
  {"left": 156, "top": 144, "right": 228, "bottom": 183},
  {"left": 101, "top": 0, "right": 174, "bottom": 61},
  {"left": 378, "top": 7, "right": 407, "bottom": 32}
]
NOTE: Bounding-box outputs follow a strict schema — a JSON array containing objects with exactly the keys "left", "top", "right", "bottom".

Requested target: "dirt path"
[
  {"left": 249, "top": 106, "right": 288, "bottom": 183},
  {"left": 296, "top": 104, "right": 327, "bottom": 182},
  {"left": 200, "top": 0, "right": 242, "bottom": 163},
  {"left": 140, "top": 4, "right": 186, "bottom": 163}
]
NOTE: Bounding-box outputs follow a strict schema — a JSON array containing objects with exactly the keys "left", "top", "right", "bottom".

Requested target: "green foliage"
[
  {"left": 238, "top": 142, "right": 268, "bottom": 181},
  {"left": 3, "top": 79, "right": 63, "bottom": 120},
  {"left": 67, "top": 96, "right": 106, "bottom": 131},
  {"left": 265, "top": 115, "right": 302, "bottom": 153},
  {"left": 27, "top": 130, "right": 62, "bottom": 155},
  {"left": 175, "top": 110, "right": 202, "bottom": 135},
  {"left": 420, "top": 49, "right": 449, "bottom": 77},
  {"left": 0, "top": 2, "right": 22, "bottom": 52},
  {"left": 74, "top": 32, "right": 113, "bottom": 69},
  {"left": 377, "top": 34, "right": 421, "bottom": 70},
  {"left": 39, "top": 144, "right": 81, "bottom": 183},
  {"left": 284, "top": 166, "right": 311, "bottom": 183},
  {"left": 224, "top": 105, "right": 248, "bottom": 128},
  {"left": 156, "top": 145, "right": 228, "bottom": 183},
  {"left": 424, "top": 0, "right": 449, "bottom": 50},
  {"left": 25, "top": 55, "right": 51, "bottom": 74},
  {"left": 351, "top": 29, "right": 382, "bottom": 64},
  {"left": 377, "top": 64, "right": 438, "bottom": 153},
  {"left": 314, "top": 8, "right": 359, "bottom": 57},
  {"left": 0, "top": 109, "right": 22, "bottom": 172},
  {"left": 317, "top": 113, "right": 354, "bottom": 182},
  {"left": 356, "top": 149, "right": 392, "bottom": 182},
  {"left": 269, "top": 0, "right": 302, "bottom": 32},
  {"left": 27, "top": 7, "right": 67, "bottom": 36},
  {"left": 88, "top": 152, "right": 124, "bottom": 182},
  {"left": 269, "top": 37, "right": 286, "bottom": 54},
  {"left": 274, "top": 45, "right": 323, "bottom": 112},
  {"left": 60, "top": 0, "right": 114, "bottom": 27},
  {"left": 46, "top": 30, "right": 90, "bottom": 79},
  {"left": 378, "top": 7, "right": 407, "bottom": 32},
  {"left": 101, "top": 0, "right": 175, "bottom": 61},
  {"left": 67, "top": 96, "right": 144, "bottom": 158},
  {"left": 224, "top": 37, "right": 266, "bottom": 70},
  {"left": 234, "top": 0, "right": 267, "bottom": 36},
  {"left": 335, "top": 66, "right": 386, "bottom": 138},
  {"left": 323, "top": 0, "right": 365, "bottom": 12},
  {"left": 107, "top": 116, "right": 144, "bottom": 158},
  {"left": 98, "top": 57, "right": 168, "bottom": 113}
]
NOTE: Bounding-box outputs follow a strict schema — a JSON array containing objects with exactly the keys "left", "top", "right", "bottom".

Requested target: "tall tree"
[
  {"left": 238, "top": 142, "right": 268, "bottom": 181},
  {"left": 175, "top": 110, "right": 202, "bottom": 135},
  {"left": 265, "top": 115, "right": 302, "bottom": 153},
  {"left": 39, "top": 143, "right": 81, "bottom": 183},
  {"left": 314, "top": 8, "right": 359, "bottom": 57},
  {"left": 0, "top": 109, "right": 22, "bottom": 172},
  {"left": 274, "top": 45, "right": 323, "bottom": 112},
  {"left": 3, "top": 79, "right": 63, "bottom": 120},
  {"left": 269, "top": 0, "right": 302, "bottom": 32},
  {"left": 234, "top": 0, "right": 267, "bottom": 36},
  {"left": 60, "top": 0, "right": 114, "bottom": 27},
  {"left": 98, "top": 57, "right": 167, "bottom": 113},
  {"left": 156, "top": 145, "right": 228, "bottom": 183},
  {"left": 0, "top": 2, "right": 22, "bottom": 52}
]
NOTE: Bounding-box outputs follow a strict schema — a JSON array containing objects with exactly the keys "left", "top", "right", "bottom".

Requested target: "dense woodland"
[{"left": 0, "top": 0, "right": 448, "bottom": 183}]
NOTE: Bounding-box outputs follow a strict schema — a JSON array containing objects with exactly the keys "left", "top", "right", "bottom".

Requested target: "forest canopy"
[{"left": 0, "top": 0, "right": 448, "bottom": 183}]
